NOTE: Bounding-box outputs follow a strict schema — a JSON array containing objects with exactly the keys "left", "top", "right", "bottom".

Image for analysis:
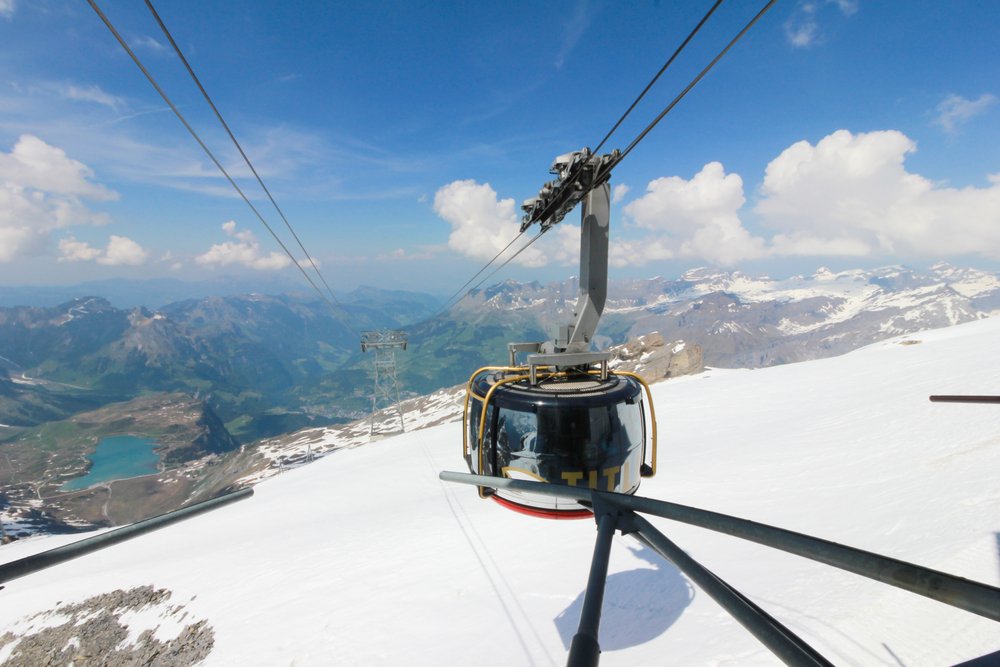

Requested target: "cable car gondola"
[
  {"left": 463, "top": 353, "right": 656, "bottom": 518},
  {"left": 461, "top": 150, "right": 657, "bottom": 518}
]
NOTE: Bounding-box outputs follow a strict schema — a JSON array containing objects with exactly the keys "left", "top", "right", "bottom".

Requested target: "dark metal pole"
[
  {"left": 439, "top": 472, "right": 1000, "bottom": 622},
  {"left": 600, "top": 493, "right": 1000, "bottom": 623},
  {"left": 567, "top": 510, "right": 618, "bottom": 667},
  {"left": 632, "top": 514, "right": 833, "bottom": 667},
  {"left": 0, "top": 488, "right": 253, "bottom": 585},
  {"left": 930, "top": 395, "right": 1000, "bottom": 404}
]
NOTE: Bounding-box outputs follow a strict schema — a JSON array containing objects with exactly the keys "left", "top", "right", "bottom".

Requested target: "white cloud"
[
  {"left": 0, "top": 135, "right": 117, "bottom": 262},
  {"left": 554, "top": 2, "right": 592, "bottom": 69},
  {"left": 0, "top": 0, "right": 14, "bottom": 20},
  {"left": 934, "top": 93, "right": 997, "bottom": 134},
  {"left": 438, "top": 128, "right": 1000, "bottom": 270},
  {"left": 131, "top": 35, "right": 165, "bottom": 52},
  {"left": 756, "top": 129, "right": 1000, "bottom": 259},
  {"left": 0, "top": 134, "right": 117, "bottom": 199},
  {"left": 99, "top": 235, "right": 148, "bottom": 265},
  {"left": 196, "top": 221, "right": 292, "bottom": 270},
  {"left": 785, "top": 18, "right": 818, "bottom": 47},
  {"left": 58, "top": 237, "right": 102, "bottom": 262},
  {"left": 433, "top": 179, "right": 548, "bottom": 268},
  {"left": 375, "top": 246, "right": 441, "bottom": 261},
  {"left": 612, "top": 183, "right": 630, "bottom": 204},
  {"left": 158, "top": 250, "right": 184, "bottom": 271},
  {"left": 831, "top": 0, "right": 858, "bottom": 16},
  {"left": 58, "top": 235, "right": 148, "bottom": 265},
  {"left": 784, "top": 1, "right": 856, "bottom": 48},
  {"left": 63, "top": 84, "right": 123, "bottom": 111},
  {"left": 620, "top": 162, "right": 766, "bottom": 266}
]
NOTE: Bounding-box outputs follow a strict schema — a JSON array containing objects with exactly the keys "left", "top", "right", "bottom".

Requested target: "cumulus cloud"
[
  {"left": 934, "top": 93, "right": 997, "bottom": 134},
  {"left": 0, "top": 135, "right": 117, "bottom": 262},
  {"left": 58, "top": 235, "right": 148, "bottom": 265},
  {"left": 0, "top": 134, "right": 117, "bottom": 200},
  {"left": 434, "top": 179, "right": 548, "bottom": 267},
  {"left": 196, "top": 220, "right": 292, "bottom": 270},
  {"left": 438, "top": 128, "right": 1000, "bottom": 270},
  {"left": 620, "top": 162, "right": 766, "bottom": 266},
  {"left": 100, "top": 235, "right": 148, "bottom": 265},
  {"left": 756, "top": 129, "right": 1000, "bottom": 259},
  {"left": 58, "top": 238, "right": 102, "bottom": 262}
]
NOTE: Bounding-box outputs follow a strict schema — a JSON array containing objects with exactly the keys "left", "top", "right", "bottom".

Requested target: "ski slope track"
[{"left": 2, "top": 319, "right": 1000, "bottom": 665}]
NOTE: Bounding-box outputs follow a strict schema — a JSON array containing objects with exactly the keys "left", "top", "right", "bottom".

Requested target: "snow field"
[{"left": 1, "top": 318, "right": 999, "bottom": 665}]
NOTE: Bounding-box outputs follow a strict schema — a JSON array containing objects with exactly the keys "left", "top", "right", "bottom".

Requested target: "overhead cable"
[
  {"left": 86, "top": 0, "right": 347, "bottom": 326},
  {"left": 143, "top": 0, "right": 344, "bottom": 316},
  {"left": 442, "top": 0, "right": 771, "bottom": 313},
  {"left": 615, "top": 0, "right": 777, "bottom": 165},
  {"left": 461, "top": 229, "right": 546, "bottom": 299},
  {"left": 436, "top": 230, "right": 527, "bottom": 315},
  {"left": 593, "top": 0, "right": 725, "bottom": 154}
]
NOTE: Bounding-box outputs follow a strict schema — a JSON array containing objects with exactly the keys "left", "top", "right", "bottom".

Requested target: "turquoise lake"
[{"left": 62, "top": 435, "right": 161, "bottom": 490}]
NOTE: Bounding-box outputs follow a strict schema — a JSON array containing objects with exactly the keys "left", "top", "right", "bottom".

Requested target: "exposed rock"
[
  {"left": 609, "top": 332, "right": 704, "bottom": 381},
  {"left": 0, "top": 585, "right": 214, "bottom": 666}
]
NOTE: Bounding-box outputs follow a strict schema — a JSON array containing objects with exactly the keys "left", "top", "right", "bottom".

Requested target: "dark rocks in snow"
[{"left": 0, "top": 585, "right": 214, "bottom": 666}]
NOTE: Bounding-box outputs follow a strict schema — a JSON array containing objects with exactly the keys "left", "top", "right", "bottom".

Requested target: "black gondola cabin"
[{"left": 463, "top": 362, "right": 656, "bottom": 518}]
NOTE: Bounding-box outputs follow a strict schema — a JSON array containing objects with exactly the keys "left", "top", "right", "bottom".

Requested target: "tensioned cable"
[
  {"left": 440, "top": 0, "right": 743, "bottom": 315},
  {"left": 86, "top": 0, "right": 351, "bottom": 330},
  {"left": 614, "top": 0, "right": 776, "bottom": 165},
  {"left": 391, "top": 227, "right": 545, "bottom": 375},
  {"left": 143, "top": 0, "right": 344, "bottom": 315},
  {"left": 593, "top": 0, "right": 725, "bottom": 154},
  {"left": 435, "top": 230, "right": 527, "bottom": 316},
  {"left": 517, "top": 0, "right": 776, "bottom": 271},
  {"left": 462, "top": 229, "right": 546, "bottom": 298}
]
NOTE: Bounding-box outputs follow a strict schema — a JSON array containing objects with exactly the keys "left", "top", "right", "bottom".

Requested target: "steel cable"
[
  {"left": 615, "top": 0, "right": 777, "bottom": 165},
  {"left": 87, "top": 0, "right": 349, "bottom": 329},
  {"left": 144, "top": 0, "right": 345, "bottom": 317},
  {"left": 593, "top": 0, "right": 725, "bottom": 154},
  {"left": 443, "top": 0, "right": 772, "bottom": 312}
]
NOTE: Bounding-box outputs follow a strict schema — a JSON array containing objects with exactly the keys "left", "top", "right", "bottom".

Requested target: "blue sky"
[{"left": 0, "top": 1, "right": 998, "bottom": 295}]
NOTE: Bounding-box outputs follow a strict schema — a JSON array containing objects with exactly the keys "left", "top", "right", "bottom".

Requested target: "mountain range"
[
  {"left": 1, "top": 263, "right": 998, "bottom": 552},
  {"left": 2, "top": 264, "right": 998, "bottom": 443},
  {"left": 0, "top": 287, "right": 439, "bottom": 440},
  {"left": 447, "top": 262, "right": 1000, "bottom": 368}
]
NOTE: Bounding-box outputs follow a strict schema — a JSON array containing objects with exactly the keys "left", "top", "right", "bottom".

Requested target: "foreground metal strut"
[
  {"left": 440, "top": 472, "right": 1000, "bottom": 667},
  {"left": 0, "top": 487, "right": 254, "bottom": 586}
]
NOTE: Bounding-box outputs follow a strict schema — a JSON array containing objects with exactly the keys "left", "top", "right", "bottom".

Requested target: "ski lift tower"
[{"left": 360, "top": 329, "right": 407, "bottom": 438}]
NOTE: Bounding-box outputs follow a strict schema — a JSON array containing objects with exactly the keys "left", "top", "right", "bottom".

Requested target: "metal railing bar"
[{"left": 0, "top": 488, "right": 254, "bottom": 586}]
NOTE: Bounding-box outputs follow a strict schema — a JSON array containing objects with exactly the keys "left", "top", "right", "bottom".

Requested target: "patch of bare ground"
[{"left": 0, "top": 586, "right": 213, "bottom": 666}]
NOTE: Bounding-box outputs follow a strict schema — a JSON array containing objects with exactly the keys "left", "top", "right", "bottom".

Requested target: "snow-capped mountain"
[
  {"left": 452, "top": 264, "right": 1000, "bottom": 368},
  {"left": 2, "top": 316, "right": 998, "bottom": 665}
]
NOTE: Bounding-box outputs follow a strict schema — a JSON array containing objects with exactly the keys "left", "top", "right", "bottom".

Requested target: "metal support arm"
[{"left": 439, "top": 472, "right": 1000, "bottom": 622}]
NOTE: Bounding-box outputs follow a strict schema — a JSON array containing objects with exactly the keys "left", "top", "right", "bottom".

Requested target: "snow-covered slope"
[{"left": 2, "top": 319, "right": 999, "bottom": 666}]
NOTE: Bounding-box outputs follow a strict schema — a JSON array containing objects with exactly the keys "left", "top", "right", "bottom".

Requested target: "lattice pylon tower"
[{"left": 360, "top": 330, "right": 407, "bottom": 438}]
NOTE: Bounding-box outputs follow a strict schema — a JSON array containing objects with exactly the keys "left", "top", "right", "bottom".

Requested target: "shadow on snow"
[{"left": 554, "top": 544, "right": 695, "bottom": 651}]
